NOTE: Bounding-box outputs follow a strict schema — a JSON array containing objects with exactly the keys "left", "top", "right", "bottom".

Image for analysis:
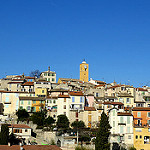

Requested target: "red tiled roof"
[
  {"left": 103, "top": 101, "right": 124, "bottom": 105},
  {"left": 58, "top": 94, "right": 70, "bottom": 98},
  {"left": 22, "top": 82, "right": 34, "bottom": 86},
  {"left": 12, "top": 79, "right": 24, "bottom": 81},
  {"left": 69, "top": 91, "right": 84, "bottom": 96},
  {"left": 84, "top": 107, "right": 96, "bottom": 111},
  {"left": 0, "top": 145, "right": 62, "bottom": 150},
  {"left": 117, "top": 112, "right": 132, "bottom": 116},
  {"left": 136, "top": 88, "right": 147, "bottom": 91},
  {"left": 8, "top": 124, "right": 31, "bottom": 129},
  {"left": 8, "top": 82, "right": 23, "bottom": 84},
  {"left": 132, "top": 107, "right": 150, "bottom": 111},
  {"left": 107, "top": 85, "right": 122, "bottom": 89}
]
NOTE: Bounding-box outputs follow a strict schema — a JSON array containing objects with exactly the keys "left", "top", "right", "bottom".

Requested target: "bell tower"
[{"left": 80, "top": 60, "right": 89, "bottom": 82}]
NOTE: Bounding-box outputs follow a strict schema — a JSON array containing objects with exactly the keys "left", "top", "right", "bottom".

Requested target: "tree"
[
  {"left": 8, "top": 133, "right": 21, "bottom": 145},
  {"left": 95, "top": 111, "right": 111, "bottom": 150},
  {"left": 16, "top": 109, "right": 29, "bottom": 121},
  {"left": 56, "top": 115, "right": 69, "bottom": 129},
  {"left": 30, "top": 70, "right": 41, "bottom": 78},
  {"left": 71, "top": 120, "right": 85, "bottom": 129},
  {"left": 44, "top": 116, "right": 55, "bottom": 126},
  {"left": 0, "top": 124, "right": 9, "bottom": 145},
  {"left": 30, "top": 111, "right": 46, "bottom": 127}
]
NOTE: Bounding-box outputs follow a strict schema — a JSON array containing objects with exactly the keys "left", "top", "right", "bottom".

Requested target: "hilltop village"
[{"left": 0, "top": 60, "right": 149, "bottom": 150}]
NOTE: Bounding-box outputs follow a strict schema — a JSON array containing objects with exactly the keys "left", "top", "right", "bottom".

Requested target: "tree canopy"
[
  {"left": 16, "top": 109, "right": 29, "bottom": 121},
  {"left": 30, "top": 70, "right": 41, "bottom": 78},
  {"left": 0, "top": 124, "right": 9, "bottom": 145},
  {"left": 56, "top": 115, "right": 69, "bottom": 129},
  {"left": 71, "top": 120, "right": 85, "bottom": 129},
  {"left": 95, "top": 111, "right": 111, "bottom": 150}
]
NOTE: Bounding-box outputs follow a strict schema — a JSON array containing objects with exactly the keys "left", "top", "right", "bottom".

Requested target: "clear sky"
[{"left": 0, "top": 0, "right": 150, "bottom": 87}]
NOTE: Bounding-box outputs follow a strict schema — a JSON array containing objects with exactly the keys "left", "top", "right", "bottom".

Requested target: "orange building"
[{"left": 132, "top": 107, "right": 150, "bottom": 127}]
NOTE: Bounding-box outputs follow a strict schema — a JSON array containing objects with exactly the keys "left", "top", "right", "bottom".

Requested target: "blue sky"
[{"left": 0, "top": 0, "right": 150, "bottom": 87}]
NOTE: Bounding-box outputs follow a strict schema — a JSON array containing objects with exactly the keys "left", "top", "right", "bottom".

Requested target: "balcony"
[
  {"left": 70, "top": 104, "right": 84, "bottom": 111},
  {"left": 118, "top": 122, "right": 126, "bottom": 125}
]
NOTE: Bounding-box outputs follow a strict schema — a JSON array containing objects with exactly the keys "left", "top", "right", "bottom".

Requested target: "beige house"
[
  {"left": 0, "top": 91, "right": 20, "bottom": 115},
  {"left": 40, "top": 67, "right": 56, "bottom": 83},
  {"left": 109, "top": 108, "right": 134, "bottom": 149},
  {"left": 8, "top": 124, "right": 32, "bottom": 140}
]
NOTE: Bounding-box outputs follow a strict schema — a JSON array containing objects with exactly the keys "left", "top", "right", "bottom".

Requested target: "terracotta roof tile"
[
  {"left": 117, "top": 112, "right": 132, "bottom": 116},
  {"left": 69, "top": 91, "right": 84, "bottom": 96},
  {"left": 8, "top": 124, "right": 31, "bottom": 129},
  {"left": 103, "top": 101, "right": 124, "bottom": 105},
  {"left": 22, "top": 82, "right": 34, "bottom": 86},
  {"left": 58, "top": 94, "right": 70, "bottom": 98},
  {"left": 0, "top": 145, "right": 62, "bottom": 150},
  {"left": 132, "top": 107, "right": 150, "bottom": 111},
  {"left": 84, "top": 107, "right": 96, "bottom": 111},
  {"left": 136, "top": 88, "right": 148, "bottom": 91}
]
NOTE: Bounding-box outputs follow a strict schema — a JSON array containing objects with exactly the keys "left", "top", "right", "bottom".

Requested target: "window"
[
  {"left": 48, "top": 78, "right": 50, "bottom": 81},
  {"left": 126, "top": 98, "right": 130, "bottom": 103},
  {"left": 64, "top": 98, "right": 66, "bottom": 102},
  {"left": 119, "top": 98, "right": 123, "bottom": 103},
  {"left": 120, "top": 117, "right": 123, "bottom": 123},
  {"left": 5, "top": 97, "right": 9, "bottom": 102},
  {"left": 140, "top": 135, "right": 142, "bottom": 139},
  {"left": 21, "top": 100, "right": 24, "bottom": 105},
  {"left": 127, "top": 116, "right": 130, "bottom": 124},
  {"left": 52, "top": 78, "right": 55, "bottom": 81},
  {"left": 64, "top": 112, "right": 66, "bottom": 115},
  {"left": 96, "top": 93, "right": 99, "bottom": 97},
  {"left": 72, "top": 97, "right": 75, "bottom": 102},
  {"left": 42, "top": 90, "right": 44, "bottom": 93},
  {"left": 147, "top": 120, "right": 150, "bottom": 125},
  {"left": 28, "top": 101, "right": 31, "bottom": 105},
  {"left": 127, "top": 127, "right": 130, "bottom": 133},
  {"left": 53, "top": 100, "right": 56, "bottom": 103},
  {"left": 148, "top": 112, "right": 150, "bottom": 117},
  {"left": 33, "top": 101, "right": 36, "bottom": 104},
  {"left": 136, "top": 135, "right": 138, "bottom": 139},
  {"left": 5, "top": 104, "right": 9, "bottom": 108},
  {"left": 113, "top": 121, "right": 115, "bottom": 127},
  {"left": 113, "top": 110, "right": 115, "bottom": 116},
  {"left": 25, "top": 129, "right": 28, "bottom": 132},
  {"left": 19, "top": 106, "right": 23, "bottom": 109},
  {"left": 128, "top": 135, "right": 131, "bottom": 139},
  {"left": 80, "top": 97, "right": 83, "bottom": 103},
  {"left": 27, "top": 106, "right": 31, "bottom": 111},
  {"left": 137, "top": 112, "right": 141, "bottom": 117},
  {"left": 148, "top": 128, "right": 150, "bottom": 132},
  {"left": 120, "top": 126, "right": 123, "bottom": 133},
  {"left": 144, "top": 136, "right": 150, "bottom": 144},
  {"left": 64, "top": 105, "right": 66, "bottom": 109}
]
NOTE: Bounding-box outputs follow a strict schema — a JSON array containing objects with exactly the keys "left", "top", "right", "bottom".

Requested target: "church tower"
[{"left": 80, "top": 60, "right": 89, "bottom": 82}]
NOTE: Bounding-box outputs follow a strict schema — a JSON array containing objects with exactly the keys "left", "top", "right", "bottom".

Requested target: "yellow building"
[
  {"left": 134, "top": 127, "right": 150, "bottom": 150},
  {"left": 35, "top": 88, "right": 47, "bottom": 97},
  {"left": 80, "top": 60, "right": 89, "bottom": 82}
]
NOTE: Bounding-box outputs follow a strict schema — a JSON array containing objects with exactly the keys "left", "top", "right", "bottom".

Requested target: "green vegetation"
[
  {"left": 75, "top": 146, "right": 93, "bottom": 150},
  {"left": 129, "top": 147, "right": 136, "bottom": 150},
  {"left": 30, "top": 110, "right": 55, "bottom": 129},
  {"left": 71, "top": 120, "right": 85, "bottom": 129},
  {"left": 56, "top": 115, "right": 69, "bottom": 129},
  {"left": 95, "top": 111, "right": 111, "bottom": 150},
  {"left": 16, "top": 109, "right": 29, "bottom": 121},
  {"left": 0, "top": 124, "right": 9, "bottom": 145}
]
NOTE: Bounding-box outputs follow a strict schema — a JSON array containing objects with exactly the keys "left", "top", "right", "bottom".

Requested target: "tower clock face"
[{"left": 84, "top": 65, "right": 87, "bottom": 69}]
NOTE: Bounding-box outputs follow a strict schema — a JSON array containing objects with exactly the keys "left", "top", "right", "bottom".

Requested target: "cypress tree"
[
  {"left": 0, "top": 124, "right": 9, "bottom": 145},
  {"left": 95, "top": 111, "right": 111, "bottom": 150}
]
